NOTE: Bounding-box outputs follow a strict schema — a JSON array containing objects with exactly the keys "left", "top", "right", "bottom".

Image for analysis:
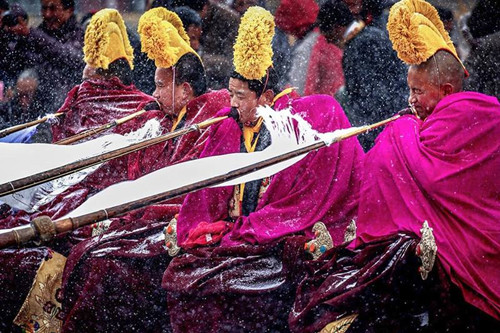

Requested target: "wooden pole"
[
  {"left": 54, "top": 110, "right": 147, "bottom": 145},
  {"left": 0, "top": 113, "right": 63, "bottom": 139},
  {"left": 0, "top": 113, "right": 403, "bottom": 249},
  {"left": 0, "top": 116, "right": 228, "bottom": 197}
]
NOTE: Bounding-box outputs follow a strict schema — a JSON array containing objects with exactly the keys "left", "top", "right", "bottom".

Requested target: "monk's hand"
[{"left": 183, "top": 221, "right": 234, "bottom": 248}]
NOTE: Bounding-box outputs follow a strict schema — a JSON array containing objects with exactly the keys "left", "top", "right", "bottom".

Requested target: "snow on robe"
[
  {"left": 51, "top": 77, "right": 154, "bottom": 141},
  {"left": 175, "top": 94, "right": 363, "bottom": 248},
  {"left": 356, "top": 91, "right": 500, "bottom": 320},
  {"left": 56, "top": 90, "right": 230, "bottom": 333}
]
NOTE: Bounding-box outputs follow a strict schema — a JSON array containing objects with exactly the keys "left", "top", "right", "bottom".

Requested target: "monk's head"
[
  {"left": 407, "top": 50, "right": 464, "bottom": 120},
  {"left": 82, "top": 59, "right": 133, "bottom": 85},
  {"left": 228, "top": 68, "right": 280, "bottom": 126},
  {"left": 153, "top": 53, "right": 207, "bottom": 116}
]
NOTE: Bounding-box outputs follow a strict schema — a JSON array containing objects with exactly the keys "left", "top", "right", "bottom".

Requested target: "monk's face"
[
  {"left": 407, "top": 66, "right": 442, "bottom": 120},
  {"left": 153, "top": 67, "right": 185, "bottom": 116},
  {"left": 228, "top": 78, "right": 261, "bottom": 126}
]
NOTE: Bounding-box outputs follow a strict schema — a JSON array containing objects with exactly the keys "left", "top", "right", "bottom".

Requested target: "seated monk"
[
  {"left": 289, "top": 1, "right": 500, "bottom": 332},
  {"left": 0, "top": 9, "right": 156, "bottom": 233},
  {"left": 162, "top": 7, "right": 364, "bottom": 333},
  {"left": 0, "top": 8, "right": 228, "bottom": 332},
  {"left": 57, "top": 8, "right": 230, "bottom": 332},
  {"left": 0, "top": 9, "right": 154, "bottom": 332}
]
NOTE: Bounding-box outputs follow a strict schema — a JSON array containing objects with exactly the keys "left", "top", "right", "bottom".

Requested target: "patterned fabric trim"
[
  {"left": 91, "top": 220, "right": 112, "bottom": 237},
  {"left": 320, "top": 313, "right": 358, "bottom": 333},
  {"left": 14, "top": 250, "right": 66, "bottom": 333},
  {"left": 229, "top": 176, "right": 271, "bottom": 219}
]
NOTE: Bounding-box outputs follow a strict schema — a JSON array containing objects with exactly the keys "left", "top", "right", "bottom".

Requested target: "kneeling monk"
[
  {"left": 57, "top": 8, "right": 230, "bottom": 333},
  {"left": 163, "top": 7, "right": 364, "bottom": 333},
  {"left": 289, "top": 1, "right": 500, "bottom": 332}
]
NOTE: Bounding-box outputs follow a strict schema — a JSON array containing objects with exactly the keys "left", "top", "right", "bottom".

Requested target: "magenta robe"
[
  {"left": 356, "top": 91, "right": 500, "bottom": 319},
  {"left": 51, "top": 77, "right": 154, "bottom": 141},
  {"left": 176, "top": 94, "right": 364, "bottom": 248},
  {"left": 163, "top": 94, "right": 363, "bottom": 332},
  {"left": 57, "top": 90, "right": 230, "bottom": 333}
]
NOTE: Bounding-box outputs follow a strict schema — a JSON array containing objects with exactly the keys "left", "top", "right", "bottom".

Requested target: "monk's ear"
[
  {"left": 259, "top": 89, "right": 274, "bottom": 106},
  {"left": 441, "top": 83, "right": 454, "bottom": 97},
  {"left": 181, "top": 82, "right": 194, "bottom": 99}
]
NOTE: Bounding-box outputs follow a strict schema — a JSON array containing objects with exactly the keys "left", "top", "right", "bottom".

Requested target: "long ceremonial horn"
[
  {"left": 0, "top": 116, "right": 228, "bottom": 197},
  {"left": 0, "top": 111, "right": 410, "bottom": 249},
  {"left": 54, "top": 110, "right": 147, "bottom": 145},
  {"left": 0, "top": 113, "right": 63, "bottom": 139}
]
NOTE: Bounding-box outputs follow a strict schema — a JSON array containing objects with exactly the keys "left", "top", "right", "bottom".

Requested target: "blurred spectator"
[
  {"left": 232, "top": 0, "right": 261, "bottom": 14},
  {"left": 436, "top": 6, "right": 454, "bottom": 33},
  {"left": 277, "top": 0, "right": 319, "bottom": 95},
  {"left": 0, "top": 4, "right": 35, "bottom": 89},
  {"left": 435, "top": 6, "right": 465, "bottom": 60},
  {"left": 1, "top": 0, "right": 85, "bottom": 115},
  {"left": 464, "top": 0, "right": 500, "bottom": 99},
  {"left": 0, "top": 0, "right": 7, "bottom": 16},
  {"left": 335, "top": 0, "right": 407, "bottom": 151},
  {"left": 466, "top": 0, "right": 500, "bottom": 40},
  {"left": 174, "top": 6, "right": 203, "bottom": 51},
  {"left": 149, "top": 0, "right": 174, "bottom": 10},
  {"left": 36, "top": 0, "right": 85, "bottom": 112},
  {"left": 0, "top": 0, "right": 8, "bottom": 93},
  {"left": 360, "top": 0, "right": 391, "bottom": 29},
  {"left": 275, "top": 0, "right": 318, "bottom": 40},
  {"left": 343, "top": 0, "right": 363, "bottom": 19},
  {"left": 271, "top": 26, "right": 292, "bottom": 90},
  {"left": 0, "top": 69, "right": 47, "bottom": 139},
  {"left": 301, "top": 0, "right": 346, "bottom": 96},
  {"left": 202, "top": 0, "right": 240, "bottom": 89}
]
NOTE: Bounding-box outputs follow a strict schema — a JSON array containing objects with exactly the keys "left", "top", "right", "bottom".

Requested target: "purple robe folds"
[
  {"left": 356, "top": 92, "right": 500, "bottom": 319},
  {"left": 163, "top": 94, "right": 363, "bottom": 332},
  {"left": 57, "top": 90, "right": 230, "bottom": 333},
  {"left": 289, "top": 234, "right": 499, "bottom": 333},
  {"left": 51, "top": 77, "right": 155, "bottom": 141},
  {"left": 176, "top": 94, "right": 363, "bottom": 248}
]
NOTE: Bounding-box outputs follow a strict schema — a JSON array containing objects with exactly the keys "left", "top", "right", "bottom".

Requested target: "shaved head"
[
  {"left": 411, "top": 50, "right": 465, "bottom": 92},
  {"left": 407, "top": 50, "right": 465, "bottom": 119}
]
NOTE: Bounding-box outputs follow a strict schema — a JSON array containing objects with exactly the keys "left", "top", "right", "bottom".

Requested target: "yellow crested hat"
[
  {"left": 387, "top": 0, "right": 467, "bottom": 73},
  {"left": 233, "top": 6, "right": 275, "bottom": 80},
  {"left": 84, "top": 9, "right": 134, "bottom": 70},
  {"left": 138, "top": 7, "right": 200, "bottom": 68}
]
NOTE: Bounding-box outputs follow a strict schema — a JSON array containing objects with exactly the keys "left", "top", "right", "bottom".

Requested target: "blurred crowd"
[{"left": 0, "top": 0, "right": 498, "bottom": 149}]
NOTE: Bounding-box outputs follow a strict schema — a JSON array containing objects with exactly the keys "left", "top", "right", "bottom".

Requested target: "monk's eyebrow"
[{"left": 232, "top": 89, "right": 246, "bottom": 96}]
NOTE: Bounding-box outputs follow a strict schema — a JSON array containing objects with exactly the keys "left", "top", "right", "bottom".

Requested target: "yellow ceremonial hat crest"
[
  {"left": 84, "top": 8, "right": 134, "bottom": 70},
  {"left": 138, "top": 7, "right": 200, "bottom": 69},
  {"left": 233, "top": 6, "right": 275, "bottom": 81},
  {"left": 387, "top": 0, "right": 466, "bottom": 73}
]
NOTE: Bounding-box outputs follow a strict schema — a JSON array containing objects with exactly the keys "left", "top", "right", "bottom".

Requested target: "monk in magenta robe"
[
  {"left": 51, "top": 67, "right": 154, "bottom": 142},
  {"left": 0, "top": 61, "right": 156, "bottom": 240},
  {"left": 57, "top": 53, "right": 230, "bottom": 332},
  {"left": 289, "top": 50, "right": 500, "bottom": 332},
  {"left": 162, "top": 65, "right": 363, "bottom": 332},
  {"left": 0, "top": 47, "right": 228, "bottom": 333}
]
